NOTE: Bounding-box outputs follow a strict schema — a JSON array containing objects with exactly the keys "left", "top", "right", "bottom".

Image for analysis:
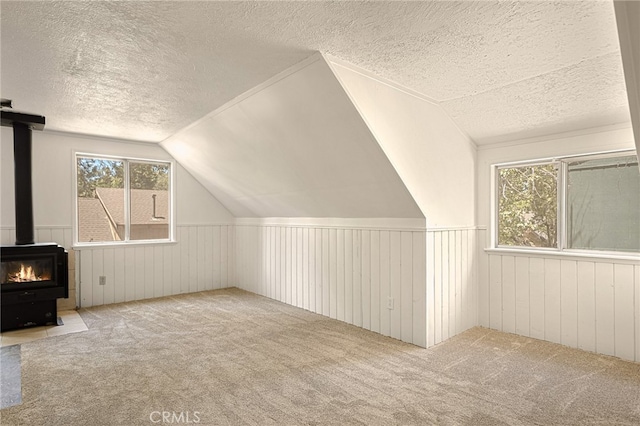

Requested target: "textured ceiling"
[{"left": 0, "top": 1, "right": 631, "bottom": 144}]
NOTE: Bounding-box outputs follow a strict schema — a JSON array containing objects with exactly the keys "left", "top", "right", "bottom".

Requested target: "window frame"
[
  {"left": 73, "top": 152, "right": 176, "bottom": 248},
  {"left": 492, "top": 149, "right": 639, "bottom": 256}
]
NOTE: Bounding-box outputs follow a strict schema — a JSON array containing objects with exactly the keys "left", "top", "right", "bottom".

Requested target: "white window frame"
[
  {"left": 492, "top": 149, "right": 639, "bottom": 257},
  {"left": 73, "top": 152, "right": 176, "bottom": 248}
]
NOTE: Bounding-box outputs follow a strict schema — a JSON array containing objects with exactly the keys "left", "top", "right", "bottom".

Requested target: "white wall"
[
  {"left": 476, "top": 125, "right": 640, "bottom": 361},
  {"left": 1, "top": 128, "right": 234, "bottom": 228},
  {"left": 162, "top": 54, "right": 422, "bottom": 219},
  {"left": 1, "top": 128, "right": 235, "bottom": 307},
  {"left": 328, "top": 56, "right": 476, "bottom": 228}
]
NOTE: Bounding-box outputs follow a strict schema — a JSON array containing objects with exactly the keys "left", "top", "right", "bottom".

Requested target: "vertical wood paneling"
[
  {"left": 315, "top": 229, "right": 322, "bottom": 314},
  {"left": 515, "top": 257, "right": 530, "bottom": 337},
  {"left": 285, "top": 227, "right": 292, "bottom": 305},
  {"left": 614, "top": 264, "right": 635, "bottom": 360},
  {"left": 92, "top": 249, "right": 104, "bottom": 306},
  {"left": 370, "top": 230, "right": 381, "bottom": 334},
  {"left": 379, "top": 230, "right": 390, "bottom": 337},
  {"left": 114, "top": 247, "right": 126, "bottom": 303},
  {"left": 309, "top": 228, "right": 317, "bottom": 313},
  {"left": 275, "top": 227, "right": 281, "bottom": 301},
  {"left": 529, "top": 257, "right": 545, "bottom": 340},
  {"left": 361, "top": 230, "right": 371, "bottom": 331},
  {"left": 501, "top": 256, "right": 516, "bottom": 333},
  {"left": 134, "top": 247, "right": 145, "bottom": 300},
  {"left": 153, "top": 246, "right": 164, "bottom": 297},
  {"left": 353, "top": 230, "right": 362, "bottom": 328},
  {"left": 390, "top": 231, "right": 402, "bottom": 340},
  {"left": 179, "top": 227, "right": 189, "bottom": 294},
  {"left": 80, "top": 249, "right": 93, "bottom": 307},
  {"left": 322, "top": 228, "right": 330, "bottom": 317},
  {"left": 422, "top": 229, "right": 478, "bottom": 345},
  {"left": 636, "top": 265, "right": 640, "bottom": 362},
  {"left": 486, "top": 251, "right": 637, "bottom": 361},
  {"left": 426, "top": 231, "right": 435, "bottom": 347},
  {"left": 413, "top": 232, "right": 426, "bottom": 348},
  {"left": 451, "top": 232, "right": 459, "bottom": 336},
  {"left": 144, "top": 246, "right": 155, "bottom": 298},
  {"left": 478, "top": 231, "right": 489, "bottom": 327},
  {"left": 201, "top": 227, "right": 211, "bottom": 290},
  {"left": 577, "top": 261, "right": 596, "bottom": 352},
  {"left": 302, "top": 228, "right": 309, "bottom": 310},
  {"left": 270, "top": 227, "right": 277, "bottom": 298},
  {"left": 469, "top": 231, "right": 478, "bottom": 329},
  {"left": 489, "top": 255, "right": 502, "bottom": 331},
  {"left": 595, "top": 262, "right": 615, "bottom": 356},
  {"left": 162, "top": 245, "right": 172, "bottom": 298},
  {"left": 102, "top": 248, "right": 115, "bottom": 305},
  {"left": 560, "top": 260, "right": 578, "bottom": 348},
  {"left": 125, "top": 247, "right": 136, "bottom": 301},
  {"left": 329, "top": 228, "right": 337, "bottom": 319},
  {"left": 345, "top": 230, "right": 353, "bottom": 324},
  {"left": 400, "top": 231, "right": 413, "bottom": 343},
  {"left": 441, "top": 233, "right": 450, "bottom": 340},
  {"left": 209, "top": 226, "right": 217, "bottom": 290},
  {"left": 336, "top": 229, "right": 345, "bottom": 321},
  {"left": 433, "top": 232, "right": 443, "bottom": 344},
  {"left": 281, "top": 227, "right": 287, "bottom": 302},
  {"left": 188, "top": 227, "right": 198, "bottom": 293},
  {"left": 296, "top": 228, "right": 303, "bottom": 308},
  {"left": 460, "top": 230, "right": 469, "bottom": 331},
  {"left": 221, "top": 226, "right": 228, "bottom": 288},
  {"left": 544, "top": 259, "right": 561, "bottom": 344},
  {"left": 170, "top": 242, "right": 180, "bottom": 296},
  {"left": 75, "top": 224, "right": 234, "bottom": 307}
]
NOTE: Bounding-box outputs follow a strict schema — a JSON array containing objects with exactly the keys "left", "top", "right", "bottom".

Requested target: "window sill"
[
  {"left": 73, "top": 240, "right": 177, "bottom": 250},
  {"left": 484, "top": 247, "right": 640, "bottom": 264}
]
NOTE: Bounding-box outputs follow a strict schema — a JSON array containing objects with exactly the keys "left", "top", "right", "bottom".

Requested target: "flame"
[{"left": 8, "top": 264, "right": 49, "bottom": 282}]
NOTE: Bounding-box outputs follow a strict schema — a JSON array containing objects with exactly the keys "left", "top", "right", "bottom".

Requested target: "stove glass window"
[{"left": 1, "top": 257, "right": 54, "bottom": 284}]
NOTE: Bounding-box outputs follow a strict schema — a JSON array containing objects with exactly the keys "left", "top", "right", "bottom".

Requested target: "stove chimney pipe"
[{"left": 1, "top": 106, "right": 46, "bottom": 245}]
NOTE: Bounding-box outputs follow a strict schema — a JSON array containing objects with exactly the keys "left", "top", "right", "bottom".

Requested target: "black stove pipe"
[
  {"left": 13, "top": 123, "right": 35, "bottom": 245},
  {"left": 1, "top": 108, "right": 45, "bottom": 246}
]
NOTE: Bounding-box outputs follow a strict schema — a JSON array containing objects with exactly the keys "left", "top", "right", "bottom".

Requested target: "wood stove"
[
  {"left": 1, "top": 104, "right": 69, "bottom": 332},
  {"left": 1, "top": 244, "right": 68, "bottom": 331}
]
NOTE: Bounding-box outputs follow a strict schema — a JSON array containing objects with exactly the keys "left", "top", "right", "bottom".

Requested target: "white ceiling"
[{"left": 0, "top": 1, "right": 631, "bottom": 145}]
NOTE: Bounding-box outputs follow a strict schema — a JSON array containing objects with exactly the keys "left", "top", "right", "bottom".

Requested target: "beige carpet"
[{"left": 1, "top": 288, "right": 639, "bottom": 425}]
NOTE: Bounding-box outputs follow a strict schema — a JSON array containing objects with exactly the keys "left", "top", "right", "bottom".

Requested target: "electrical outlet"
[
  {"left": 99, "top": 276, "right": 106, "bottom": 285},
  {"left": 387, "top": 297, "right": 394, "bottom": 310}
]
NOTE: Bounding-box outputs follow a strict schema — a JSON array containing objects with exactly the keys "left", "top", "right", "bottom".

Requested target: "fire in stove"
[{"left": 2, "top": 259, "right": 53, "bottom": 283}]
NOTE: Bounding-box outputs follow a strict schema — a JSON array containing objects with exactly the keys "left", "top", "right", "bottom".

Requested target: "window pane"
[
  {"left": 77, "top": 157, "right": 124, "bottom": 242},
  {"left": 498, "top": 163, "right": 558, "bottom": 247},
  {"left": 129, "top": 162, "right": 170, "bottom": 241},
  {"left": 567, "top": 155, "right": 640, "bottom": 252}
]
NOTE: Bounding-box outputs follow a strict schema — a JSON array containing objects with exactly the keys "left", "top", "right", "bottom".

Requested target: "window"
[
  {"left": 495, "top": 151, "right": 639, "bottom": 254},
  {"left": 75, "top": 154, "right": 173, "bottom": 244}
]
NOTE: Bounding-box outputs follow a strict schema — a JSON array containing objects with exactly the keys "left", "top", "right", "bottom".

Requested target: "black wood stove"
[{"left": 1, "top": 105, "right": 69, "bottom": 332}]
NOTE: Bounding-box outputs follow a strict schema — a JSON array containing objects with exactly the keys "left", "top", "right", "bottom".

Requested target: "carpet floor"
[{"left": 1, "top": 288, "right": 639, "bottom": 425}]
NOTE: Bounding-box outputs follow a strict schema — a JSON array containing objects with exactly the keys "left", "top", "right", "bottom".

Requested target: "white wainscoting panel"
[
  {"left": 235, "top": 224, "right": 479, "bottom": 348},
  {"left": 75, "top": 225, "right": 235, "bottom": 308},
  {"left": 426, "top": 229, "right": 478, "bottom": 347},
  {"left": 480, "top": 235, "right": 640, "bottom": 362},
  {"left": 234, "top": 224, "right": 429, "bottom": 346}
]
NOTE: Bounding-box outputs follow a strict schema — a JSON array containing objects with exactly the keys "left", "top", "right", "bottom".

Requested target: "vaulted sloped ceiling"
[
  {"left": 0, "top": 1, "right": 631, "bottom": 145},
  {"left": 326, "top": 56, "right": 476, "bottom": 228},
  {"left": 161, "top": 54, "right": 423, "bottom": 219}
]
